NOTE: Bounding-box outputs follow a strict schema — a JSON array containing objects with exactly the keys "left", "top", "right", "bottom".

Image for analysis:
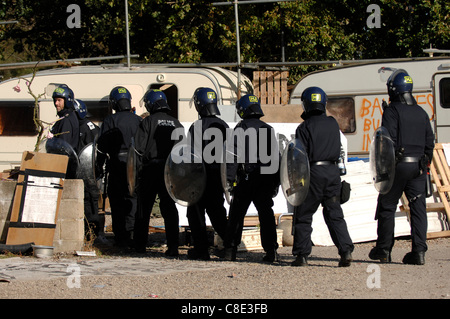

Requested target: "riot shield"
[
  {"left": 220, "top": 161, "right": 232, "bottom": 205},
  {"left": 127, "top": 140, "right": 137, "bottom": 196},
  {"left": 220, "top": 141, "right": 238, "bottom": 205},
  {"left": 370, "top": 126, "right": 396, "bottom": 194},
  {"left": 280, "top": 139, "right": 310, "bottom": 206},
  {"left": 45, "top": 138, "right": 79, "bottom": 176},
  {"left": 76, "top": 143, "right": 98, "bottom": 191},
  {"left": 164, "top": 143, "right": 206, "bottom": 206}
]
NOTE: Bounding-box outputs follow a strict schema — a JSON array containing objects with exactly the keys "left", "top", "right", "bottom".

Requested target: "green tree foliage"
[{"left": 1, "top": 0, "right": 449, "bottom": 83}]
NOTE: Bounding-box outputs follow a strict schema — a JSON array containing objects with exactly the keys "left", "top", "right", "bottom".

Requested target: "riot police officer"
[
  {"left": 369, "top": 70, "right": 434, "bottom": 265},
  {"left": 50, "top": 84, "right": 79, "bottom": 178},
  {"left": 75, "top": 99, "right": 99, "bottom": 151},
  {"left": 133, "top": 89, "right": 184, "bottom": 256},
  {"left": 223, "top": 94, "right": 280, "bottom": 262},
  {"left": 186, "top": 88, "right": 229, "bottom": 260},
  {"left": 291, "top": 86, "right": 354, "bottom": 267},
  {"left": 96, "top": 86, "right": 141, "bottom": 247},
  {"left": 74, "top": 99, "right": 101, "bottom": 241}
]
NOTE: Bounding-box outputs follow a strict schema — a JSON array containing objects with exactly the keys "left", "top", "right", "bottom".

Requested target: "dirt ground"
[{"left": 0, "top": 234, "right": 448, "bottom": 302}]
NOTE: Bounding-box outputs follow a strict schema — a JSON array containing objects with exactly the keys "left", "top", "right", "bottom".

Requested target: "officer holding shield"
[
  {"left": 223, "top": 94, "right": 280, "bottom": 262},
  {"left": 49, "top": 84, "right": 80, "bottom": 178},
  {"left": 369, "top": 70, "right": 434, "bottom": 265},
  {"left": 74, "top": 99, "right": 101, "bottom": 241},
  {"left": 291, "top": 87, "right": 353, "bottom": 267},
  {"left": 133, "top": 89, "right": 184, "bottom": 256},
  {"left": 186, "top": 88, "right": 229, "bottom": 260},
  {"left": 96, "top": 87, "right": 141, "bottom": 248}
]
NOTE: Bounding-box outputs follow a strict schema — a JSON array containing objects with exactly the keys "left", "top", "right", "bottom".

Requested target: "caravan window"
[
  {"left": 0, "top": 101, "right": 37, "bottom": 136},
  {"left": 326, "top": 97, "right": 356, "bottom": 133},
  {"left": 439, "top": 78, "right": 450, "bottom": 108},
  {"left": 83, "top": 100, "right": 110, "bottom": 122}
]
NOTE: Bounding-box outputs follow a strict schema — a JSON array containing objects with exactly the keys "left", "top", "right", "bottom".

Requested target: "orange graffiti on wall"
[
  {"left": 359, "top": 94, "right": 434, "bottom": 151},
  {"left": 360, "top": 97, "right": 383, "bottom": 151}
]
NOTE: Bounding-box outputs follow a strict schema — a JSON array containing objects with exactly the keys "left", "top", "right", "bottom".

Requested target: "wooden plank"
[
  {"left": 281, "top": 71, "right": 289, "bottom": 104},
  {"left": 274, "top": 72, "right": 281, "bottom": 104},
  {"left": 260, "top": 72, "right": 267, "bottom": 104},
  {"left": 427, "top": 230, "right": 450, "bottom": 239},
  {"left": 432, "top": 145, "right": 450, "bottom": 224},
  {"left": 436, "top": 144, "right": 450, "bottom": 178},
  {"left": 438, "top": 185, "right": 450, "bottom": 192},
  {"left": 6, "top": 151, "right": 68, "bottom": 247},
  {"left": 252, "top": 71, "right": 260, "bottom": 99},
  {"left": 267, "top": 72, "right": 274, "bottom": 104}
]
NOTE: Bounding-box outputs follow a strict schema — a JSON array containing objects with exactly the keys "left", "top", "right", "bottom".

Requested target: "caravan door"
[{"left": 433, "top": 72, "right": 450, "bottom": 143}]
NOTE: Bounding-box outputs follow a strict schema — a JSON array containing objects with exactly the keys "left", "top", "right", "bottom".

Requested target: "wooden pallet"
[
  {"left": 253, "top": 71, "right": 289, "bottom": 105},
  {"left": 400, "top": 143, "right": 450, "bottom": 238}
]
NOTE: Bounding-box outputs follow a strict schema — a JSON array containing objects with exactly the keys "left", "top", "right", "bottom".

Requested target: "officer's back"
[
  {"left": 98, "top": 87, "right": 141, "bottom": 157},
  {"left": 296, "top": 112, "right": 341, "bottom": 164},
  {"left": 138, "top": 111, "right": 183, "bottom": 165},
  {"left": 383, "top": 97, "right": 434, "bottom": 159}
]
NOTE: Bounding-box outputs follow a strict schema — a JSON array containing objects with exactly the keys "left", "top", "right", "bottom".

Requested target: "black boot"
[
  {"left": 291, "top": 255, "right": 308, "bottom": 267},
  {"left": 165, "top": 246, "right": 179, "bottom": 257},
  {"left": 262, "top": 249, "right": 278, "bottom": 263},
  {"left": 369, "top": 247, "right": 392, "bottom": 263},
  {"left": 402, "top": 251, "right": 425, "bottom": 265},
  {"left": 339, "top": 251, "right": 353, "bottom": 267},
  {"left": 187, "top": 248, "right": 210, "bottom": 261},
  {"left": 224, "top": 247, "right": 237, "bottom": 261}
]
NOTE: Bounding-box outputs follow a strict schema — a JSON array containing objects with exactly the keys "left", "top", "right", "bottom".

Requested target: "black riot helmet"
[
  {"left": 109, "top": 86, "right": 132, "bottom": 112},
  {"left": 74, "top": 99, "right": 88, "bottom": 119},
  {"left": 301, "top": 86, "right": 327, "bottom": 115},
  {"left": 52, "top": 84, "right": 75, "bottom": 110},
  {"left": 387, "top": 69, "right": 415, "bottom": 105},
  {"left": 193, "top": 87, "right": 220, "bottom": 117},
  {"left": 236, "top": 94, "right": 264, "bottom": 119},
  {"left": 143, "top": 89, "right": 171, "bottom": 113}
]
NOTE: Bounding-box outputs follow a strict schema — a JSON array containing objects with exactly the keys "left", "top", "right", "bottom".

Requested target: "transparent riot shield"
[
  {"left": 220, "top": 141, "right": 239, "bottom": 205},
  {"left": 280, "top": 139, "right": 310, "bottom": 207},
  {"left": 370, "top": 126, "right": 396, "bottom": 194},
  {"left": 76, "top": 143, "right": 98, "bottom": 191},
  {"left": 164, "top": 143, "right": 206, "bottom": 206}
]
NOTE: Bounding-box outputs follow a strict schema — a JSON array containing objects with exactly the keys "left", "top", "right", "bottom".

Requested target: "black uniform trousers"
[
  {"left": 292, "top": 165, "right": 354, "bottom": 257},
  {"left": 224, "top": 171, "right": 278, "bottom": 253},
  {"left": 83, "top": 182, "right": 100, "bottom": 237},
  {"left": 107, "top": 157, "right": 137, "bottom": 245},
  {"left": 187, "top": 165, "right": 227, "bottom": 253},
  {"left": 375, "top": 161, "right": 428, "bottom": 253},
  {"left": 134, "top": 162, "right": 179, "bottom": 251}
]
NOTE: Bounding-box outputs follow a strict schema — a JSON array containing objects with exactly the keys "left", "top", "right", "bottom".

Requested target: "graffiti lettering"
[
  {"left": 359, "top": 94, "right": 434, "bottom": 151},
  {"left": 360, "top": 98, "right": 383, "bottom": 151}
]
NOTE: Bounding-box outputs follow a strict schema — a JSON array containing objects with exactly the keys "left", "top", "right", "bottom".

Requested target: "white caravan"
[
  {"left": 289, "top": 57, "right": 450, "bottom": 157},
  {"left": 0, "top": 65, "right": 251, "bottom": 171}
]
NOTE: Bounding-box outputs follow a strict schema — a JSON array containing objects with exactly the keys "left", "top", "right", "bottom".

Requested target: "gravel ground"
[{"left": 0, "top": 232, "right": 449, "bottom": 302}]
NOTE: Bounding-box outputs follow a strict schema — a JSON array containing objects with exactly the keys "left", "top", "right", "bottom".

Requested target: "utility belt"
[
  {"left": 310, "top": 160, "right": 337, "bottom": 167},
  {"left": 397, "top": 154, "right": 429, "bottom": 175},
  {"left": 399, "top": 156, "right": 420, "bottom": 163}
]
